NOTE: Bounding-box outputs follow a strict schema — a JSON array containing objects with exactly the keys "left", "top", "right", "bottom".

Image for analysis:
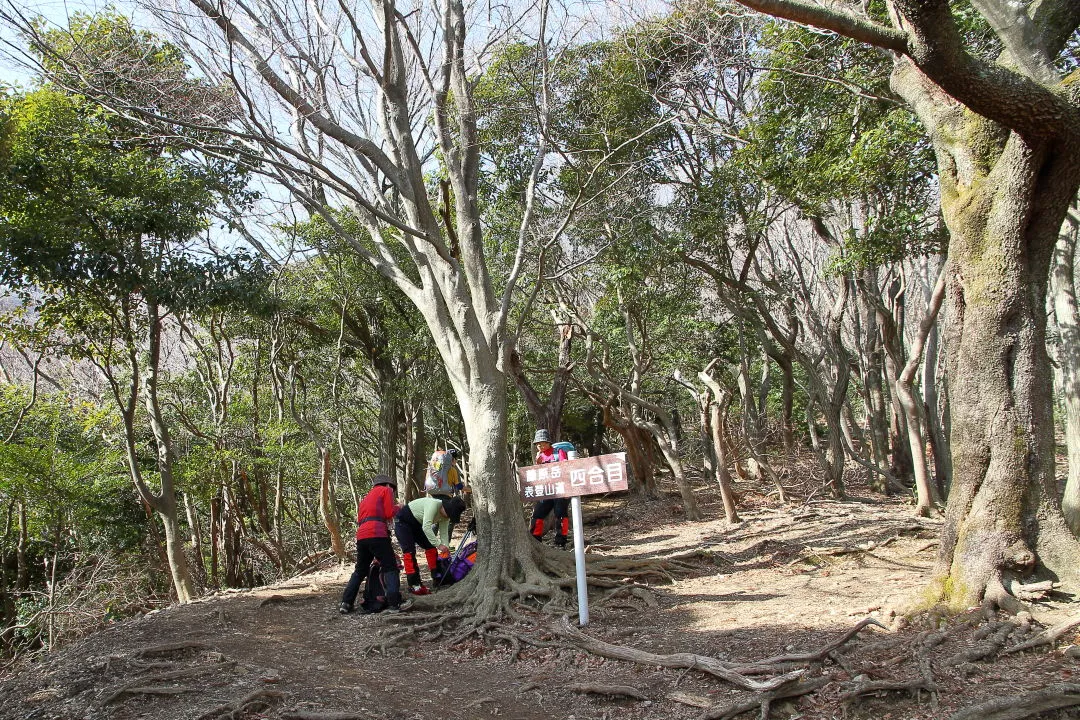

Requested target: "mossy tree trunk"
[{"left": 929, "top": 124, "right": 1080, "bottom": 608}]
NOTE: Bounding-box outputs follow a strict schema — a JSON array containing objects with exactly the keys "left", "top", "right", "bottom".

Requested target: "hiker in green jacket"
[{"left": 394, "top": 495, "right": 466, "bottom": 595}]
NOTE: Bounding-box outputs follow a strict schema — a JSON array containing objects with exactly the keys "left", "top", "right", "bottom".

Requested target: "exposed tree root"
[
  {"left": 280, "top": 711, "right": 368, "bottom": 720},
  {"left": 99, "top": 660, "right": 237, "bottom": 705},
  {"left": 1006, "top": 579, "right": 1058, "bottom": 602},
  {"left": 195, "top": 688, "right": 285, "bottom": 720},
  {"left": 108, "top": 685, "right": 198, "bottom": 697},
  {"left": 947, "top": 683, "right": 1080, "bottom": 720},
  {"left": 559, "top": 616, "right": 805, "bottom": 691},
  {"left": 1004, "top": 613, "right": 1080, "bottom": 654},
  {"left": 944, "top": 621, "right": 1016, "bottom": 666},
  {"left": 982, "top": 576, "right": 1024, "bottom": 616},
  {"left": 358, "top": 540, "right": 689, "bottom": 653},
  {"left": 700, "top": 676, "right": 831, "bottom": 720}
]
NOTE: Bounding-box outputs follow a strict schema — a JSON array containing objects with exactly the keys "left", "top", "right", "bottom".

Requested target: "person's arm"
[
  {"left": 437, "top": 518, "right": 451, "bottom": 547},
  {"left": 380, "top": 487, "right": 396, "bottom": 521}
]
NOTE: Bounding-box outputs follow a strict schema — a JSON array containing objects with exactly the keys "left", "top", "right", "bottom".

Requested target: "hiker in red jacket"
[
  {"left": 339, "top": 475, "right": 403, "bottom": 614},
  {"left": 528, "top": 429, "right": 571, "bottom": 547}
]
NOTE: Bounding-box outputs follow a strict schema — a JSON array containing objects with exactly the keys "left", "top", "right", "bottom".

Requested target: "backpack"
[
  {"left": 552, "top": 441, "right": 576, "bottom": 457},
  {"left": 444, "top": 541, "right": 477, "bottom": 584},
  {"left": 424, "top": 449, "right": 460, "bottom": 495},
  {"left": 361, "top": 559, "right": 387, "bottom": 613}
]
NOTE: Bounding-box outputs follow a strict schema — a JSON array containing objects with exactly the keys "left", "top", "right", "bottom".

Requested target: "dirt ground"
[{"left": 3, "top": 478, "right": 1080, "bottom": 720}]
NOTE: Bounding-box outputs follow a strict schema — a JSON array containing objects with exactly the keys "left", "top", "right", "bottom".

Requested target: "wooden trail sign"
[
  {"left": 516, "top": 452, "right": 628, "bottom": 502},
  {"left": 516, "top": 451, "right": 627, "bottom": 627}
]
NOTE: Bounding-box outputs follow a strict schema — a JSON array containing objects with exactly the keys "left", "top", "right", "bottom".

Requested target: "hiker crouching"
[
  {"left": 339, "top": 474, "right": 403, "bottom": 614},
  {"left": 394, "top": 495, "right": 467, "bottom": 595}
]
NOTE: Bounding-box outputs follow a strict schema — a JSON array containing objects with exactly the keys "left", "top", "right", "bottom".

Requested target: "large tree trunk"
[
  {"left": 603, "top": 403, "right": 657, "bottom": 496},
  {"left": 441, "top": 369, "right": 564, "bottom": 616},
  {"left": 696, "top": 371, "right": 740, "bottom": 523},
  {"left": 1053, "top": 204, "right": 1080, "bottom": 535},
  {"left": 931, "top": 127, "right": 1080, "bottom": 609},
  {"left": 855, "top": 277, "right": 891, "bottom": 493},
  {"left": 897, "top": 261, "right": 947, "bottom": 517},
  {"left": 510, "top": 321, "right": 574, "bottom": 440},
  {"left": 376, "top": 389, "right": 400, "bottom": 480},
  {"left": 921, "top": 255, "right": 951, "bottom": 497}
]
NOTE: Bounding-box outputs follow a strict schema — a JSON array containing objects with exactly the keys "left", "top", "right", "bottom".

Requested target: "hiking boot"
[
  {"left": 384, "top": 604, "right": 402, "bottom": 614},
  {"left": 410, "top": 585, "right": 430, "bottom": 596},
  {"left": 338, "top": 602, "right": 353, "bottom": 614},
  {"left": 553, "top": 534, "right": 568, "bottom": 548}
]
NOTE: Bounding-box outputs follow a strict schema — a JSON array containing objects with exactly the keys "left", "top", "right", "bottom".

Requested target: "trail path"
[{"left": 3, "top": 492, "right": 1078, "bottom": 720}]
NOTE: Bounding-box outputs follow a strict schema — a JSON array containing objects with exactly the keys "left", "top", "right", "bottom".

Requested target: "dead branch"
[
  {"left": 701, "top": 675, "right": 831, "bottom": 720},
  {"left": 947, "top": 683, "right": 1080, "bottom": 720},
  {"left": 558, "top": 617, "right": 805, "bottom": 692},
  {"left": 114, "top": 685, "right": 197, "bottom": 696},
  {"left": 1008, "top": 579, "right": 1057, "bottom": 601},
  {"left": 1004, "top": 614, "right": 1080, "bottom": 654},
  {"left": 838, "top": 677, "right": 935, "bottom": 704},
  {"left": 281, "top": 712, "right": 368, "bottom": 720},
  {"left": 566, "top": 682, "right": 651, "bottom": 700},
  {"left": 133, "top": 641, "right": 212, "bottom": 659},
  {"left": 787, "top": 546, "right": 864, "bottom": 566},
  {"left": 732, "top": 617, "right": 886, "bottom": 674},
  {"left": 669, "top": 691, "right": 714, "bottom": 709}
]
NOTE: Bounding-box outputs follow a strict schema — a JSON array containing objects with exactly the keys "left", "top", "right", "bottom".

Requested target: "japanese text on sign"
[{"left": 517, "top": 453, "right": 628, "bottom": 501}]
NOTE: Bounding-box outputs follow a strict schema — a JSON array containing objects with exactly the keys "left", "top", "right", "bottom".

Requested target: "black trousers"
[{"left": 341, "top": 537, "right": 401, "bottom": 609}]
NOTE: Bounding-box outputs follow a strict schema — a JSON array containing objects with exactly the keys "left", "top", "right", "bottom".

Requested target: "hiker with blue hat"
[{"left": 528, "top": 428, "right": 572, "bottom": 548}]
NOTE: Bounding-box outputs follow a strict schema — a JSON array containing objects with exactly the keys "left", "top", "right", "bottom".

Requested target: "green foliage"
[
  {"left": 0, "top": 386, "right": 143, "bottom": 563},
  {"left": 743, "top": 23, "right": 939, "bottom": 267},
  {"left": 0, "top": 87, "right": 267, "bottom": 310}
]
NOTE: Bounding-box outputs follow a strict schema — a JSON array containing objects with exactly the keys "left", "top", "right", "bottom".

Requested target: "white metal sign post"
[
  {"left": 517, "top": 451, "right": 629, "bottom": 626},
  {"left": 570, "top": 495, "right": 588, "bottom": 625}
]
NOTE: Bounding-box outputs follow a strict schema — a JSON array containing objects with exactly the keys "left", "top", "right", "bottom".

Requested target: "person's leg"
[
  {"left": 552, "top": 498, "right": 571, "bottom": 547},
  {"left": 371, "top": 538, "right": 402, "bottom": 608},
  {"left": 340, "top": 540, "right": 371, "bottom": 612},
  {"left": 530, "top": 499, "right": 554, "bottom": 540},
  {"left": 395, "top": 513, "right": 428, "bottom": 593},
  {"left": 408, "top": 529, "right": 441, "bottom": 582}
]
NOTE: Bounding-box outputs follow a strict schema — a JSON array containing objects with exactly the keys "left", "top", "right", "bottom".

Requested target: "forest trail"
[{"left": 3, "top": 489, "right": 1079, "bottom": 720}]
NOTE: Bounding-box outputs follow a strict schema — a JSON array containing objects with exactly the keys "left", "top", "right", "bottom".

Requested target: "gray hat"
[
  {"left": 372, "top": 474, "right": 397, "bottom": 489},
  {"left": 533, "top": 429, "right": 551, "bottom": 444}
]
